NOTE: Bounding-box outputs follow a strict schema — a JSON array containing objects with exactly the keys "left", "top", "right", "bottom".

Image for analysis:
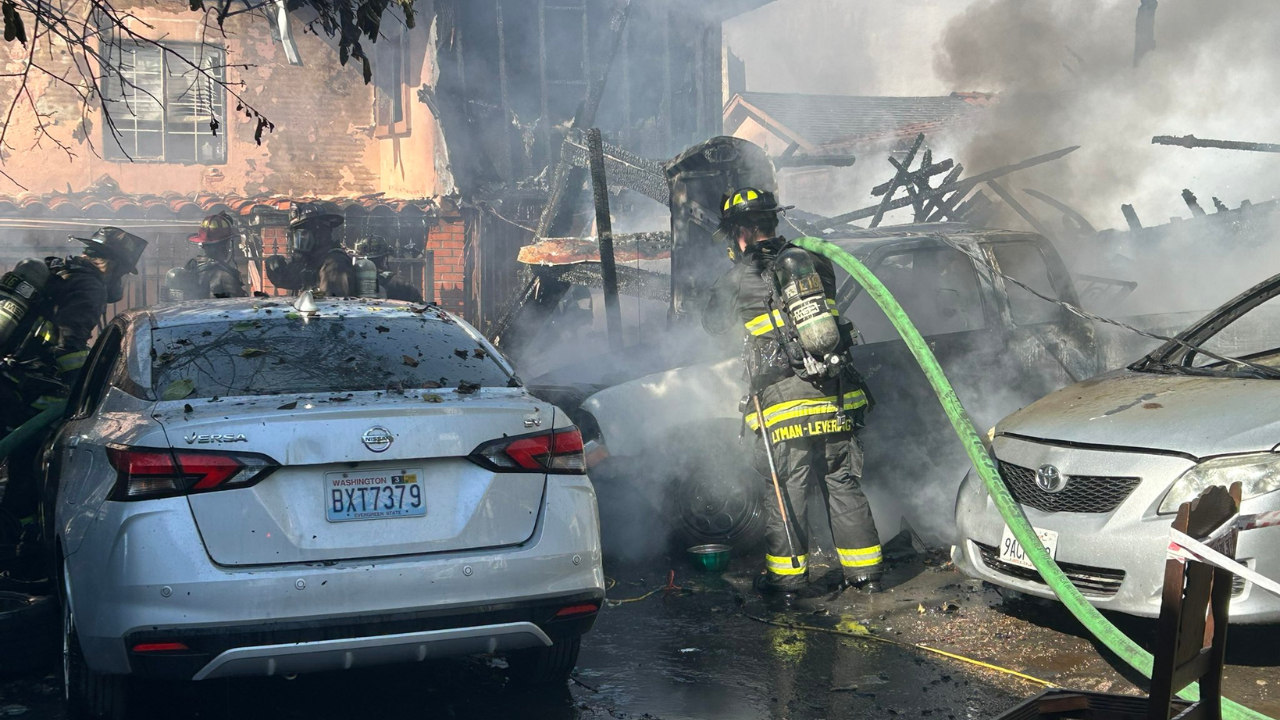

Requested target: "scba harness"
[{"left": 741, "top": 242, "right": 872, "bottom": 444}]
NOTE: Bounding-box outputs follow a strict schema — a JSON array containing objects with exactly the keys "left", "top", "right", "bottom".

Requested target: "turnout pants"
[{"left": 753, "top": 432, "right": 882, "bottom": 588}]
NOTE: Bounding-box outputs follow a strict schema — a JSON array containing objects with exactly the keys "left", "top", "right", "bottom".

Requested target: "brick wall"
[{"left": 426, "top": 215, "right": 467, "bottom": 316}]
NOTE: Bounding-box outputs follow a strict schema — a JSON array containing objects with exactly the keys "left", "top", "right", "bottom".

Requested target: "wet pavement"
[{"left": 2, "top": 551, "right": 1276, "bottom": 719}]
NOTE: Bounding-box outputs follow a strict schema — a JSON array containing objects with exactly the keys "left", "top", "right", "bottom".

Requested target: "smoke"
[{"left": 934, "top": 0, "right": 1280, "bottom": 241}]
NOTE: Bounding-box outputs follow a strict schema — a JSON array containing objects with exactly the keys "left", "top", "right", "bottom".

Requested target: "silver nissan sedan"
[
  {"left": 43, "top": 297, "right": 603, "bottom": 719},
  {"left": 954, "top": 272, "right": 1280, "bottom": 623}
]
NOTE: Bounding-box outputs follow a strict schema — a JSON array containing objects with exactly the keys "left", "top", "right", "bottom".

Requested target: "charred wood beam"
[
  {"left": 1121, "top": 204, "right": 1144, "bottom": 231},
  {"left": 1213, "top": 197, "right": 1229, "bottom": 213},
  {"left": 956, "top": 191, "right": 994, "bottom": 226},
  {"left": 587, "top": 128, "right": 623, "bottom": 351},
  {"left": 1023, "top": 188, "right": 1098, "bottom": 234},
  {"left": 871, "top": 158, "right": 953, "bottom": 196},
  {"left": 815, "top": 146, "right": 1080, "bottom": 231},
  {"left": 561, "top": 130, "right": 669, "bottom": 205},
  {"left": 1153, "top": 135, "right": 1280, "bottom": 154},
  {"left": 871, "top": 134, "right": 925, "bottom": 228},
  {"left": 921, "top": 164, "right": 965, "bottom": 222},
  {"left": 987, "top": 179, "right": 1057, "bottom": 240},
  {"left": 1181, "top": 188, "right": 1207, "bottom": 217}
]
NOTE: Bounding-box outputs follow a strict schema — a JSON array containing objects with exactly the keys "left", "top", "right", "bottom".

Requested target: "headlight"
[{"left": 1159, "top": 453, "right": 1280, "bottom": 514}]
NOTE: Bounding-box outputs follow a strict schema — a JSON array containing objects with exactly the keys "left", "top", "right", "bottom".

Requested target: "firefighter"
[
  {"left": 0, "top": 228, "right": 146, "bottom": 525},
  {"left": 353, "top": 236, "right": 423, "bottom": 302},
  {"left": 702, "top": 188, "right": 883, "bottom": 597},
  {"left": 264, "top": 202, "right": 354, "bottom": 295},
  {"left": 164, "top": 212, "right": 246, "bottom": 300}
]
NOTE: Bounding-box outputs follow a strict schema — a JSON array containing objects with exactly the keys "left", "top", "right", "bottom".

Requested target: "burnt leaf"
[
  {"left": 422, "top": 393, "right": 443, "bottom": 403},
  {"left": 402, "top": 355, "right": 420, "bottom": 368},
  {"left": 183, "top": 403, "right": 194, "bottom": 414},
  {"left": 327, "top": 396, "right": 350, "bottom": 402},
  {"left": 209, "top": 116, "right": 219, "bottom": 137},
  {"left": 240, "top": 348, "right": 267, "bottom": 358},
  {"left": 375, "top": 325, "right": 390, "bottom": 334},
  {"left": 201, "top": 330, "right": 212, "bottom": 336},
  {"left": 453, "top": 349, "right": 468, "bottom": 359},
  {"left": 422, "top": 380, "right": 442, "bottom": 389},
  {"left": 457, "top": 380, "right": 481, "bottom": 395},
  {"left": 277, "top": 401, "right": 298, "bottom": 410},
  {"left": 472, "top": 347, "right": 487, "bottom": 359}
]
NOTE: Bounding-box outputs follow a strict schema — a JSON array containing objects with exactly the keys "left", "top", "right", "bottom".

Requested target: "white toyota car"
[{"left": 41, "top": 296, "right": 604, "bottom": 719}]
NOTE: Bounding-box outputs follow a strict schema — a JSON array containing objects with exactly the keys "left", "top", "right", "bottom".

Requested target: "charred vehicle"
[
  {"left": 955, "top": 272, "right": 1280, "bottom": 622},
  {"left": 528, "top": 223, "right": 1104, "bottom": 552},
  {"left": 500, "top": 136, "right": 1142, "bottom": 554}
]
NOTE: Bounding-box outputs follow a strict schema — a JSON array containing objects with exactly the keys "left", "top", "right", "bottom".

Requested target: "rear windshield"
[{"left": 151, "top": 314, "right": 513, "bottom": 399}]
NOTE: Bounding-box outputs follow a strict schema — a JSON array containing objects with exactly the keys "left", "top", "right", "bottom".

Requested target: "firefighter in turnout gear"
[
  {"left": 353, "top": 236, "right": 423, "bottom": 302},
  {"left": 163, "top": 212, "right": 246, "bottom": 301},
  {"left": 1, "top": 227, "right": 147, "bottom": 431},
  {"left": 264, "top": 202, "right": 355, "bottom": 296},
  {"left": 0, "top": 228, "right": 146, "bottom": 526},
  {"left": 703, "top": 188, "right": 884, "bottom": 596}
]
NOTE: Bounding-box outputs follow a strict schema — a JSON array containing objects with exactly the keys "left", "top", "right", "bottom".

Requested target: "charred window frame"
[
  {"left": 374, "top": 22, "right": 412, "bottom": 138},
  {"left": 99, "top": 40, "right": 227, "bottom": 164}
]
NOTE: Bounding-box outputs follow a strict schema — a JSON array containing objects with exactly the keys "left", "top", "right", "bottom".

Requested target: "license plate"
[
  {"left": 999, "top": 525, "right": 1058, "bottom": 570},
  {"left": 326, "top": 470, "right": 426, "bottom": 523}
]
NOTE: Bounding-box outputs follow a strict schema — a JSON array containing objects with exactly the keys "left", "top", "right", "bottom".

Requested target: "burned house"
[{"left": 0, "top": 0, "right": 771, "bottom": 327}]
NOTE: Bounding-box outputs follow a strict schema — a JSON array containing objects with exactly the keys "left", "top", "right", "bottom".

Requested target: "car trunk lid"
[{"left": 153, "top": 388, "right": 552, "bottom": 565}]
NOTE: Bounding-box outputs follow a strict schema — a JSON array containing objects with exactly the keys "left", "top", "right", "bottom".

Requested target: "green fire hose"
[
  {"left": 0, "top": 401, "right": 66, "bottom": 462},
  {"left": 793, "top": 236, "right": 1269, "bottom": 720}
]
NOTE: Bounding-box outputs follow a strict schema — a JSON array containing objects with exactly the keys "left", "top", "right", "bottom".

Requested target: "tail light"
[
  {"left": 468, "top": 427, "right": 586, "bottom": 474},
  {"left": 106, "top": 446, "right": 278, "bottom": 501}
]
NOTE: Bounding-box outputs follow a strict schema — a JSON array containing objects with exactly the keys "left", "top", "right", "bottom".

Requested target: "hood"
[{"left": 997, "top": 369, "right": 1280, "bottom": 458}]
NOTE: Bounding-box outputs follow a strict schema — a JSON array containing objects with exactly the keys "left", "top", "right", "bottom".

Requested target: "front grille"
[
  {"left": 999, "top": 461, "right": 1141, "bottom": 514},
  {"left": 974, "top": 541, "right": 1125, "bottom": 598}
]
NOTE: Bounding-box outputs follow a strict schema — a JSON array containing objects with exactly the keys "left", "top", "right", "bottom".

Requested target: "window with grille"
[{"left": 100, "top": 41, "right": 227, "bottom": 164}]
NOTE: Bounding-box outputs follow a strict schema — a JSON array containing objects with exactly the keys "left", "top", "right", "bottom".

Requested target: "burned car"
[
  {"left": 565, "top": 223, "right": 1103, "bottom": 553},
  {"left": 954, "top": 272, "right": 1280, "bottom": 622}
]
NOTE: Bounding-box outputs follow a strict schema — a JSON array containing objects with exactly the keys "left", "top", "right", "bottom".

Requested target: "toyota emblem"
[
  {"left": 361, "top": 426, "right": 393, "bottom": 453},
  {"left": 1035, "top": 464, "right": 1066, "bottom": 493}
]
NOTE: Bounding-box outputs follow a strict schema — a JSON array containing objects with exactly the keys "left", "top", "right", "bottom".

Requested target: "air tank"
[
  {"left": 355, "top": 257, "right": 379, "bottom": 297},
  {"left": 773, "top": 247, "right": 839, "bottom": 357},
  {"left": 0, "top": 259, "right": 50, "bottom": 349}
]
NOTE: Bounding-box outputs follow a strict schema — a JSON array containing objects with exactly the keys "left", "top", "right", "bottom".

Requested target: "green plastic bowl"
[{"left": 687, "top": 544, "right": 732, "bottom": 573}]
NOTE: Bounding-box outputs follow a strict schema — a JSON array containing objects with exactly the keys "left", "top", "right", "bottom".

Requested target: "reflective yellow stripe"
[
  {"left": 35, "top": 320, "right": 54, "bottom": 343},
  {"left": 825, "top": 298, "right": 839, "bottom": 316},
  {"left": 837, "top": 545, "right": 883, "bottom": 568},
  {"left": 745, "top": 390, "right": 868, "bottom": 431},
  {"left": 765, "top": 553, "right": 807, "bottom": 576},
  {"left": 744, "top": 309, "right": 786, "bottom": 336},
  {"left": 56, "top": 350, "right": 88, "bottom": 372}
]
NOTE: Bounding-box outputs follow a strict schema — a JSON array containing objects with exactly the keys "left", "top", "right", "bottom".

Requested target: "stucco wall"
[{"left": 0, "top": 4, "right": 443, "bottom": 199}]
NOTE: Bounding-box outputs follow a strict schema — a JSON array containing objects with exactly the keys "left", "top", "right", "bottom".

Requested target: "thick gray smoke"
[{"left": 934, "top": 0, "right": 1280, "bottom": 225}]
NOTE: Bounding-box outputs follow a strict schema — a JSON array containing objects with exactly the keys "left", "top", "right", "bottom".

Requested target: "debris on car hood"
[{"left": 998, "top": 369, "right": 1280, "bottom": 457}]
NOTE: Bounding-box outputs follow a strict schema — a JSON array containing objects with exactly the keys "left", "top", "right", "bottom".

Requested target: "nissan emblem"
[{"left": 361, "top": 426, "right": 393, "bottom": 453}]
